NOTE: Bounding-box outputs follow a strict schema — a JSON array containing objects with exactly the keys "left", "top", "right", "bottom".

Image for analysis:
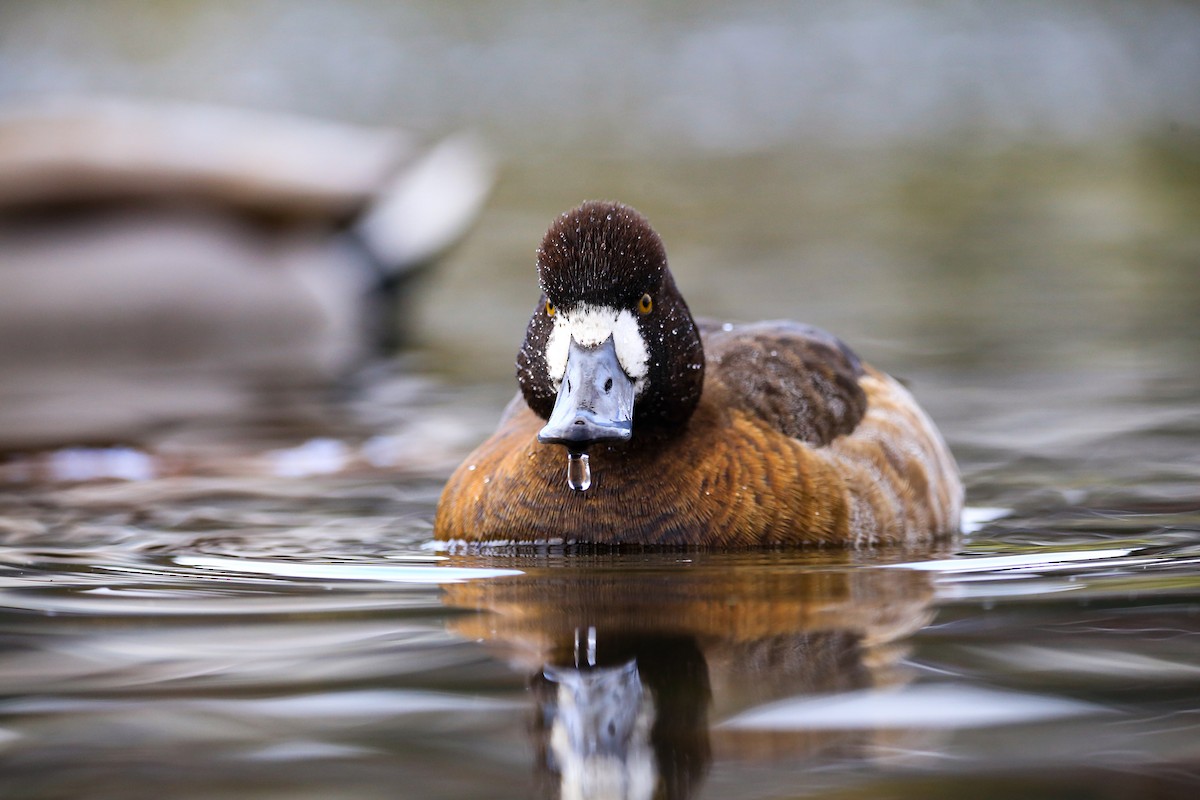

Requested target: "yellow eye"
[
  {"left": 638, "top": 293, "right": 653, "bottom": 314},
  {"left": 545, "top": 300, "right": 556, "bottom": 317}
]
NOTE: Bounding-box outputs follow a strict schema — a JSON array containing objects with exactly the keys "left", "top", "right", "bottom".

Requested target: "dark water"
[{"left": 1, "top": 480, "right": 1199, "bottom": 799}]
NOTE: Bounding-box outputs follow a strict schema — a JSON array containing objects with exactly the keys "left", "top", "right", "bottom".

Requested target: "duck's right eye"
[{"left": 545, "top": 300, "right": 556, "bottom": 317}]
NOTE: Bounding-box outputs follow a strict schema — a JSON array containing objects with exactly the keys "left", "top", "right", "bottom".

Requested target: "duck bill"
[{"left": 538, "top": 336, "right": 634, "bottom": 452}]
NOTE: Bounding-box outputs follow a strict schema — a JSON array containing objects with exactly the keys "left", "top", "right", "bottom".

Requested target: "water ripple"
[
  {"left": 176, "top": 555, "right": 523, "bottom": 584},
  {"left": 721, "top": 684, "right": 1105, "bottom": 731}
]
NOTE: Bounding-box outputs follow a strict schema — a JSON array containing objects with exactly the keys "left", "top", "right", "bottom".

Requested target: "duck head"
[{"left": 517, "top": 201, "right": 705, "bottom": 480}]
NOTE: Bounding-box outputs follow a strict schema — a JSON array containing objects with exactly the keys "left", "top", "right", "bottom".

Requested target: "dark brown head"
[{"left": 517, "top": 201, "right": 705, "bottom": 449}]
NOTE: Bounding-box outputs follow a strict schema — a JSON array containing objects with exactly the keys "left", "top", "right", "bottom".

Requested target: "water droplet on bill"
[{"left": 566, "top": 451, "right": 591, "bottom": 492}]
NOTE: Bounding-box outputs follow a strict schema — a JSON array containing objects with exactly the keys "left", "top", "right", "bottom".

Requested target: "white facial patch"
[{"left": 545, "top": 303, "right": 650, "bottom": 394}]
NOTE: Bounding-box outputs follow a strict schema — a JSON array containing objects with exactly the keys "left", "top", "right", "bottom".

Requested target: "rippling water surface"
[{"left": 2, "top": 370, "right": 1198, "bottom": 798}]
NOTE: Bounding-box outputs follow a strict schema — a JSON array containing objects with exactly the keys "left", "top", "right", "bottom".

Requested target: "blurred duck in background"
[{"left": 0, "top": 98, "right": 493, "bottom": 452}]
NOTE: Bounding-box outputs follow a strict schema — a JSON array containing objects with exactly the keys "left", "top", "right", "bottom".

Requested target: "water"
[
  {"left": 1, "top": 146, "right": 1198, "bottom": 795},
  {"left": 1, "top": 359, "right": 1198, "bottom": 798},
  {"left": 566, "top": 452, "right": 591, "bottom": 493},
  {"left": 1, "top": 497, "right": 1198, "bottom": 800},
  {"left": 1, "top": 152, "right": 1197, "bottom": 797}
]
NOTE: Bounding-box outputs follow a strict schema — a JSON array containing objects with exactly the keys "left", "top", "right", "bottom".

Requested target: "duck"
[
  {"left": 0, "top": 98, "right": 493, "bottom": 450},
  {"left": 434, "top": 200, "right": 962, "bottom": 547}
]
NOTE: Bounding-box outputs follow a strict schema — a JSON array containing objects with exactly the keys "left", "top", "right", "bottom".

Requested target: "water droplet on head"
[{"left": 566, "top": 451, "right": 591, "bottom": 492}]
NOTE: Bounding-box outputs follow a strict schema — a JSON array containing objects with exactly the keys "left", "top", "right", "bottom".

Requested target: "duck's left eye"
[
  {"left": 546, "top": 300, "right": 556, "bottom": 317},
  {"left": 638, "top": 293, "right": 653, "bottom": 314}
]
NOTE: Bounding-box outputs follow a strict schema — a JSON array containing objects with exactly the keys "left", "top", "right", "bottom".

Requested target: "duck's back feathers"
[{"left": 702, "top": 321, "right": 867, "bottom": 447}]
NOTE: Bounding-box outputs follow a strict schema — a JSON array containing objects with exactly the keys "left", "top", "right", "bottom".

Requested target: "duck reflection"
[
  {"left": 442, "top": 554, "right": 936, "bottom": 800},
  {"left": 533, "top": 635, "right": 709, "bottom": 800}
]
